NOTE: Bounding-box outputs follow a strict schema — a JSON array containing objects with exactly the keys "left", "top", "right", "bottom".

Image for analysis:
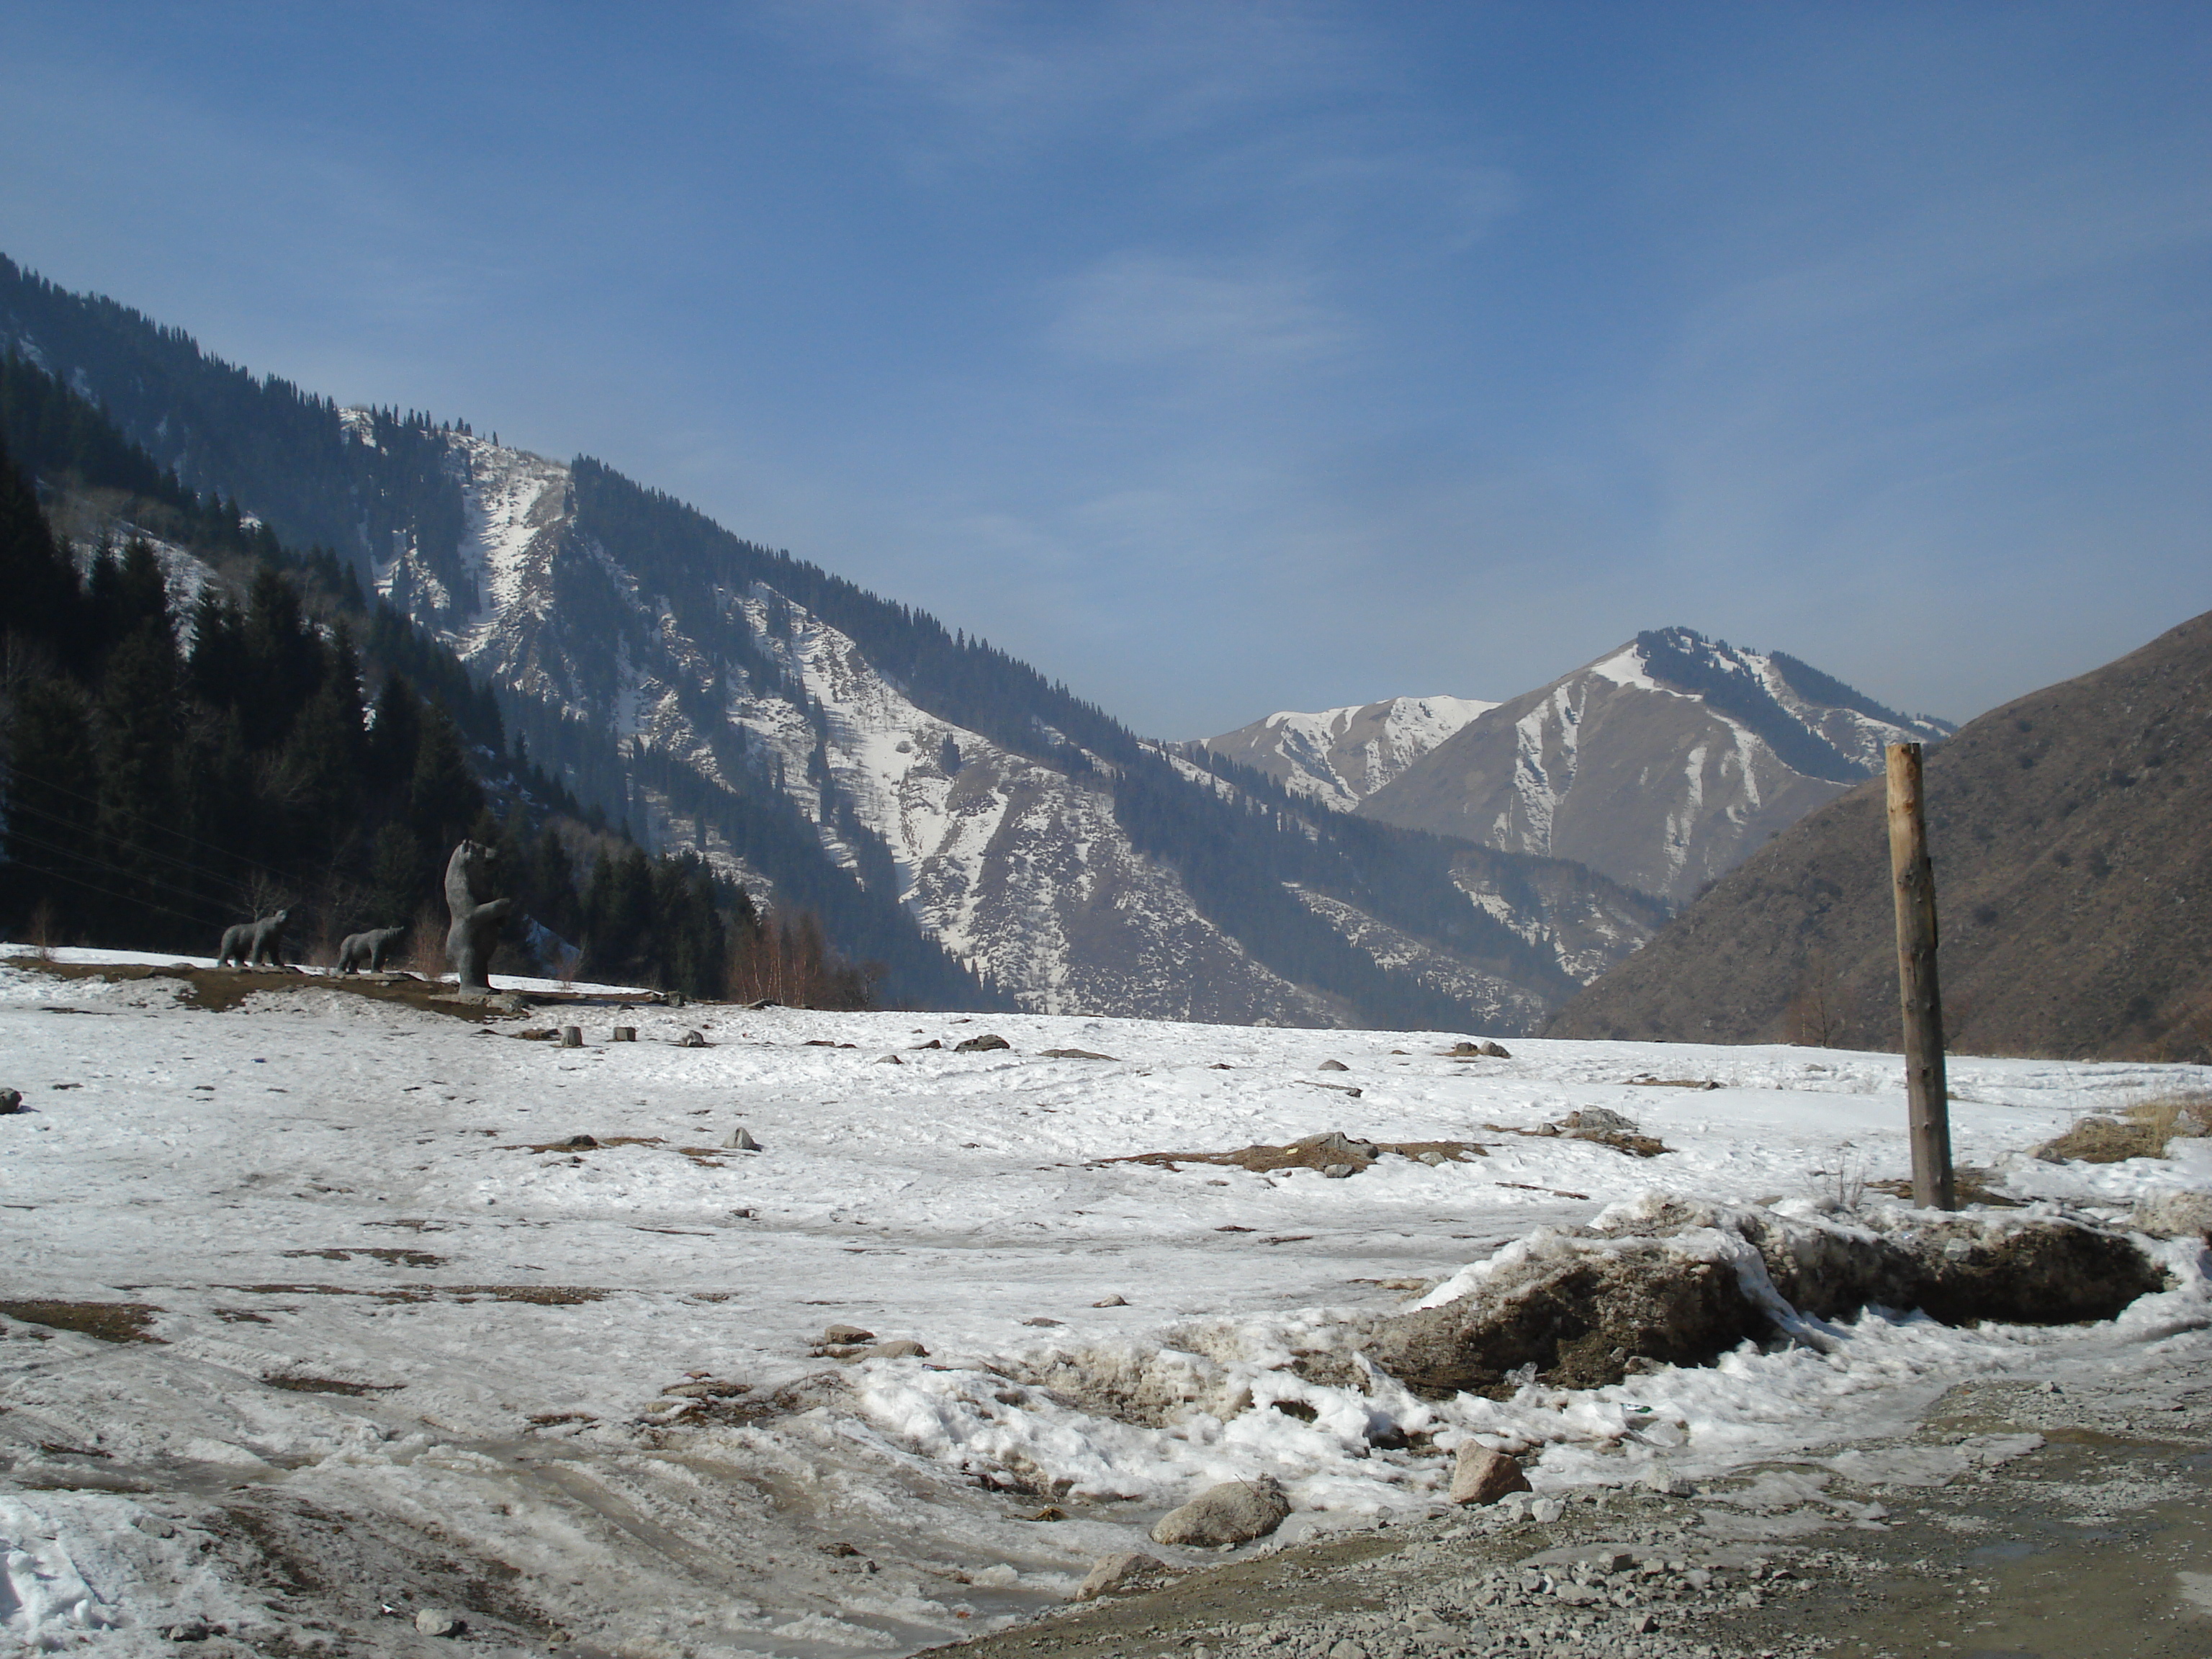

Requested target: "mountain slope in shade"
[
  {"left": 1357, "top": 629, "right": 1951, "bottom": 904},
  {"left": 1200, "top": 695, "right": 1497, "bottom": 810},
  {"left": 1548, "top": 611, "right": 2212, "bottom": 1063}
]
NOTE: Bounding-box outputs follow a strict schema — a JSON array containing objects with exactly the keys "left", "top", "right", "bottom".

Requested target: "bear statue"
[
  {"left": 217, "top": 909, "right": 291, "bottom": 968},
  {"left": 336, "top": 925, "right": 407, "bottom": 974},
  {"left": 444, "top": 840, "right": 513, "bottom": 994}
]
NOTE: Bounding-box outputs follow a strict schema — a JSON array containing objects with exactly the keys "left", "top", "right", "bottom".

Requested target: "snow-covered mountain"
[
  {"left": 1357, "top": 629, "right": 1953, "bottom": 904},
  {"left": 1199, "top": 695, "right": 1496, "bottom": 810},
  {"left": 403, "top": 436, "right": 1662, "bottom": 1025},
  {"left": 0, "top": 253, "right": 1676, "bottom": 1029}
]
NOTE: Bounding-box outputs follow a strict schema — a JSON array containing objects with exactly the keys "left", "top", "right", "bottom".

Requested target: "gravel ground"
[{"left": 934, "top": 1368, "right": 2212, "bottom": 1659}]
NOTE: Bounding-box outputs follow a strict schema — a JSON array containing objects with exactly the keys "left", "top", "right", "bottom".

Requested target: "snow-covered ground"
[{"left": 3, "top": 948, "right": 2208, "bottom": 1656}]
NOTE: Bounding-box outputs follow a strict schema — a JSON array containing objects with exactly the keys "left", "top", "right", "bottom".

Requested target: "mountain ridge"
[
  {"left": 1197, "top": 694, "right": 1497, "bottom": 811},
  {"left": 1, "top": 253, "right": 1664, "bottom": 1030},
  {"left": 1547, "top": 609, "right": 2212, "bottom": 1062},
  {"left": 1351, "top": 629, "right": 1951, "bottom": 904}
]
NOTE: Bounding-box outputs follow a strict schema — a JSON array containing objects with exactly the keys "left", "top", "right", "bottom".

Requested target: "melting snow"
[{"left": 2, "top": 946, "right": 2207, "bottom": 1653}]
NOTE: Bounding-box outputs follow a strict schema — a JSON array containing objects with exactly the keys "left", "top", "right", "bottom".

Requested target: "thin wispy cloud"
[{"left": 1048, "top": 253, "right": 1355, "bottom": 371}]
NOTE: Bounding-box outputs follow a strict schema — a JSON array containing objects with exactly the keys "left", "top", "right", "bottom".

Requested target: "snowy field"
[{"left": 2, "top": 947, "right": 2209, "bottom": 1656}]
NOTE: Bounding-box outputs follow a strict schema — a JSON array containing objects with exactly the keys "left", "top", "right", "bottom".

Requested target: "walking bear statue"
[
  {"left": 217, "top": 909, "right": 291, "bottom": 968},
  {"left": 336, "top": 925, "right": 407, "bottom": 974},
  {"left": 444, "top": 840, "right": 513, "bottom": 994}
]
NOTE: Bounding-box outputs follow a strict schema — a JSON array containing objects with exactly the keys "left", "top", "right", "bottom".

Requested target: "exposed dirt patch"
[
  {"left": 505, "top": 1133, "right": 667, "bottom": 1154},
  {"left": 5, "top": 958, "right": 499, "bottom": 1020},
  {"left": 1865, "top": 1164, "right": 2023, "bottom": 1207},
  {"left": 452, "top": 1283, "right": 615, "bottom": 1306},
  {"left": 1369, "top": 1240, "right": 1764, "bottom": 1398},
  {"left": 1719, "top": 1204, "right": 2165, "bottom": 1326},
  {"left": 0, "top": 1299, "right": 166, "bottom": 1343},
  {"left": 1366, "top": 1206, "right": 2167, "bottom": 1398},
  {"left": 1482, "top": 1117, "right": 1673, "bottom": 1159},
  {"left": 221, "top": 1281, "right": 613, "bottom": 1306},
  {"left": 205, "top": 1489, "right": 555, "bottom": 1648},
  {"left": 636, "top": 1372, "right": 847, "bottom": 1440},
  {"left": 1103, "top": 1131, "right": 1487, "bottom": 1176},
  {"left": 261, "top": 1375, "right": 405, "bottom": 1396},
  {"left": 281, "top": 1246, "right": 448, "bottom": 1268},
  {"left": 3, "top": 956, "right": 684, "bottom": 1024}
]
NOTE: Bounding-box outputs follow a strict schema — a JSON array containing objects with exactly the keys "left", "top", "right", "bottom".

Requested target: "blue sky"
[{"left": 3, "top": 2, "right": 2206, "bottom": 738}]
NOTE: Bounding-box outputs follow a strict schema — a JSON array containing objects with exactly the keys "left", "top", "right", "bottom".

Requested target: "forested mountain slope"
[
  {"left": 0, "top": 359, "right": 778, "bottom": 998},
  {"left": 2, "top": 254, "right": 1665, "bottom": 1029},
  {"left": 1548, "top": 611, "right": 2212, "bottom": 1062}
]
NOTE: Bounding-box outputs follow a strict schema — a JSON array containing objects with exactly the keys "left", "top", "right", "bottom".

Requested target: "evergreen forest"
[{"left": 0, "top": 355, "right": 868, "bottom": 1004}]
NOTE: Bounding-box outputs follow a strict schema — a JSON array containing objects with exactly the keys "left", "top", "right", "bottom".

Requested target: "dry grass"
[
  {"left": 2126, "top": 1092, "right": 2212, "bottom": 1154},
  {"left": 2034, "top": 1092, "right": 2212, "bottom": 1164},
  {"left": 0, "top": 1300, "right": 166, "bottom": 1343},
  {"left": 1104, "top": 1131, "right": 1488, "bottom": 1176},
  {"left": 403, "top": 902, "right": 448, "bottom": 979}
]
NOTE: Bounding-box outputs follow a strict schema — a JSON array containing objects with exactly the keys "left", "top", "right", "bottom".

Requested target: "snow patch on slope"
[{"left": 1205, "top": 696, "right": 1495, "bottom": 811}]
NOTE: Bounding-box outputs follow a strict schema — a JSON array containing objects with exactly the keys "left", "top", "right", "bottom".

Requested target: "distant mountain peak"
[
  {"left": 1354, "top": 629, "right": 1951, "bottom": 904},
  {"left": 1200, "top": 693, "right": 1498, "bottom": 810}
]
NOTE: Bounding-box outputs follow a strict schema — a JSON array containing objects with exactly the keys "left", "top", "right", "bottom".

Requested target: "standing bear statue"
[{"left": 444, "top": 840, "right": 513, "bottom": 994}]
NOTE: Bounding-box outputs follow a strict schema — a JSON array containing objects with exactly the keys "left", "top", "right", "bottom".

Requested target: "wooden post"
[{"left": 1885, "top": 743, "right": 1954, "bottom": 1210}]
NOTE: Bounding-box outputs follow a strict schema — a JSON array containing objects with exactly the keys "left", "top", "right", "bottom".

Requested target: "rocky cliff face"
[
  {"left": 1355, "top": 630, "right": 1951, "bottom": 905},
  {"left": 1548, "top": 611, "right": 2212, "bottom": 1063}
]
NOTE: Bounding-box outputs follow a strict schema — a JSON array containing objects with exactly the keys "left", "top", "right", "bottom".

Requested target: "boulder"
[
  {"left": 821, "top": 1324, "right": 876, "bottom": 1344},
  {"left": 414, "top": 1609, "right": 466, "bottom": 1637},
  {"left": 1447, "top": 1444, "right": 1532, "bottom": 1506},
  {"left": 1148, "top": 1475, "right": 1290, "bottom": 1547},
  {"left": 0, "top": 1088, "right": 22, "bottom": 1115},
  {"left": 1093, "top": 1293, "right": 1128, "bottom": 1307},
  {"left": 856, "top": 1339, "right": 928, "bottom": 1360},
  {"left": 1076, "top": 1551, "right": 1175, "bottom": 1601},
  {"left": 727, "top": 1128, "right": 761, "bottom": 1151},
  {"left": 1318, "top": 1059, "right": 1350, "bottom": 1072}
]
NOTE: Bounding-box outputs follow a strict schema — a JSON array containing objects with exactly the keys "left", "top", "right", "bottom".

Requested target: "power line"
[
  {"left": 0, "top": 824, "right": 236, "bottom": 922},
  {"left": 2, "top": 851, "right": 228, "bottom": 933},
  {"left": 0, "top": 755, "right": 316, "bottom": 881},
  {"left": 1, "top": 793, "right": 258, "bottom": 902}
]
